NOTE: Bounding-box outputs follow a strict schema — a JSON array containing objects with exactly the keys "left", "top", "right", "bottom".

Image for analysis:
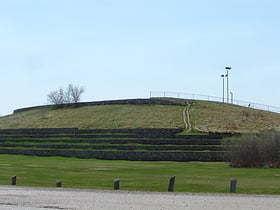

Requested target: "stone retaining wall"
[
  {"left": 0, "top": 143, "right": 225, "bottom": 151},
  {"left": 0, "top": 136, "right": 224, "bottom": 145},
  {"left": 0, "top": 128, "right": 183, "bottom": 135},
  {"left": 0, "top": 149, "right": 225, "bottom": 161},
  {"left": 0, "top": 128, "right": 79, "bottom": 135},
  {"left": 0, "top": 128, "right": 231, "bottom": 161}
]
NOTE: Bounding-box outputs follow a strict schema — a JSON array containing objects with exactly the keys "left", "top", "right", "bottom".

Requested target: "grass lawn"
[{"left": 0, "top": 154, "right": 279, "bottom": 194}]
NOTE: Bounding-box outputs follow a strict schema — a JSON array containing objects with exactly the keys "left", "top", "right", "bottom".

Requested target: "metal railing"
[{"left": 149, "top": 91, "right": 280, "bottom": 113}]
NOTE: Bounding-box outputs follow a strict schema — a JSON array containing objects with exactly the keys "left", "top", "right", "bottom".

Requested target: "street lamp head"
[
  {"left": 225, "top": 66, "right": 231, "bottom": 70},
  {"left": 221, "top": 74, "right": 225, "bottom": 77}
]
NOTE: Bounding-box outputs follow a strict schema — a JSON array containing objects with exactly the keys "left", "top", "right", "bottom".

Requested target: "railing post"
[
  {"left": 11, "top": 176, "right": 17, "bottom": 185},
  {"left": 114, "top": 179, "right": 120, "bottom": 190},
  {"left": 230, "top": 178, "right": 237, "bottom": 193},
  {"left": 168, "top": 176, "right": 176, "bottom": 192},
  {"left": 56, "top": 180, "right": 62, "bottom": 188}
]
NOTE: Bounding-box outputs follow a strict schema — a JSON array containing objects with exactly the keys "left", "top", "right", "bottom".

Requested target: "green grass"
[{"left": 0, "top": 154, "right": 279, "bottom": 194}]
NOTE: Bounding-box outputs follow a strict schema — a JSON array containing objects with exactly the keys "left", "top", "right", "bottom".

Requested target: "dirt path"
[
  {"left": 183, "top": 103, "right": 192, "bottom": 131},
  {"left": 1, "top": 186, "right": 279, "bottom": 210}
]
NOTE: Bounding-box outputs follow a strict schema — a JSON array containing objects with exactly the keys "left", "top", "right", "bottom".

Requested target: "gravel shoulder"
[{"left": 0, "top": 186, "right": 280, "bottom": 210}]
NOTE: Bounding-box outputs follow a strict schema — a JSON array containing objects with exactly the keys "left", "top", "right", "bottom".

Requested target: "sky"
[{"left": 0, "top": 0, "right": 280, "bottom": 115}]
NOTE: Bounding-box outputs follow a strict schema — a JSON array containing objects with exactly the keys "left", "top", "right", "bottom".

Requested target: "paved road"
[{"left": 0, "top": 186, "right": 280, "bottom": 210}]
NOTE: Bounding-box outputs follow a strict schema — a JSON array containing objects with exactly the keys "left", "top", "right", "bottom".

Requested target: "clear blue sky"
[{"left": 1, "top": 0, "right": 280, "bottom": 115}]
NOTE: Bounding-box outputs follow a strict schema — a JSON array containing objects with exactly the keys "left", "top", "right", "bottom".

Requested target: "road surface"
[{"left": 0, "top": 186, "right": 280, "bottom": 210}]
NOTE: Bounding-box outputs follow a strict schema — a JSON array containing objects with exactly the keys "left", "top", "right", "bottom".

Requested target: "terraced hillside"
[
  {"left": 0, "top": 98, "right": 278, "bottom": 161},
  {"left": 0, "top": 128, "right": 232, "bottom": 161}
]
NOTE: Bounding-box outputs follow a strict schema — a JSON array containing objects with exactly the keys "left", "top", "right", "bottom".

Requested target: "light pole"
[
  {"left": 225, "top": 66, "right": 231, "bottom": 103},
  {"left": 221, "top": 74, "right": 225, "bottom": 103}
]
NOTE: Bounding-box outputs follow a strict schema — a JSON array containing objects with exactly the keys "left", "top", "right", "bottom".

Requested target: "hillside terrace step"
[
  {"left": 79, "top": 128, "right": 184, "bottom": 135},
  {"left": 0, "top": 128, "right": 79, "bottom": 135},
  {"left": 0, "top": 133, "right": 229, "bottom": 141},
  {"left": 0, "top": 128, "right": 183, "bottom": 135},
  {"left": 0, "top": 148, "right": 225, "bottom": 161},
  {"left": 0, "top": 134, "right": 139, "bottom": 140},
  {"left": 0, "top": 128, "right": 236, "bottom": 138},
  {"left": 0, "top": 133, "right": 226, "bottom": 139},
  {"left": 0, "top": 128, "right": 234, "bottom": 161},
  {"left": 0, "top": 138, "right": 226, "bottom": 145},
  {"left": 0, "top": 144, "right": 226, "bottom": 151}
]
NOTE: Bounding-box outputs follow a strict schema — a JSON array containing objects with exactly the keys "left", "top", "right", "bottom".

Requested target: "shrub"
[{"left": 227, "top": 132, "right": 280, "bottom": 168}]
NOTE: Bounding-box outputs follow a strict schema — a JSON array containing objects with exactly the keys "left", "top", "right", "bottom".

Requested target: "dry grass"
[
  {"left": 0, "top": 99, "right": 279, "bottom": 133},
  {"left": 190, "top": 101, "right": 280, "bottom": 133},
  {"left": 0, "top": 104, "right": 184, "bottom": 129}
]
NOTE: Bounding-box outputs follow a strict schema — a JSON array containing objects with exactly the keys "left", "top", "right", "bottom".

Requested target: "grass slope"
[
  {"left": 191, "top": 101, "right": 280, "bottom": 133},
  {"left": 0, "top": 154, "right": 280, "bottom": 194},
  {"left": 0, "top": 98, "right": 279, "bottom": 133},
  {"left": 0, "top": 104, "right": 183, "bottom": 129}
]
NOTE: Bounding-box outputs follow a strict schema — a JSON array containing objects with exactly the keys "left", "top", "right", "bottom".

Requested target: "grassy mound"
[{"left": 0, "top": 98, "right": 279, "bottom": 133}]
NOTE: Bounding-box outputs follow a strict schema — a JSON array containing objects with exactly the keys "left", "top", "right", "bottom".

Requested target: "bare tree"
[
  {"left": 66, "top": 84, "right": 85, "bottom": 103},
  {"left": 47, "top": 84, "right": 85, "bottom": 105},
  {"left": 47, "top": 88, "right": 65, "bottom": 105}
]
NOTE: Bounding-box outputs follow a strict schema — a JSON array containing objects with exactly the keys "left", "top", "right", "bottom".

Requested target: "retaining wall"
[
  {"left": 0, "top": 128, "right": 183, "bottom": 135},
  {"left": 0, "top": 128, "right": 79, "bottom": 135},
  {"left": 0, "top": 128, "right": 231, "bottom": 161},
  {"left": 0, "top": 149, "right": 225, "bottom": 161}
]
